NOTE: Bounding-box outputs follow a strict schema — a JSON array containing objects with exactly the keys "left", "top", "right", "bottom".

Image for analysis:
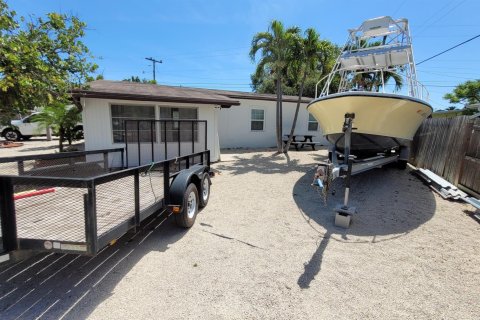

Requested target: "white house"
[{"left": 72, "top": 80, "right": 326, "bottom": 165}]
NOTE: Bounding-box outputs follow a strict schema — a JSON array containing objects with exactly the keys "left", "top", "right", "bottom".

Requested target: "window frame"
[
  {"left": 307, "top": 114, "right": 319, "bottom": 132},
  {"left": 250, "top": 108, "right": 265, "bottom": 132},
  {"left": 110, "top": 103, "right": 156, "bottom": 144}
]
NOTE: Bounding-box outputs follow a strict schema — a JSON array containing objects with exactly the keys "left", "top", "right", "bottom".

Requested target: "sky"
[{"left": 8, "top": 0, "right": 480, "bottom": 110}]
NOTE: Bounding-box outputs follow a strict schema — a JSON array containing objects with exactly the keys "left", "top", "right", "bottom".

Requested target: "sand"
[{"left": 0, "top": 148, "right": 479, "bottom": 319}]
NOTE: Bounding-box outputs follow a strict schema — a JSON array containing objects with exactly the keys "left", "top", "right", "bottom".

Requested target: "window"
[
  {"left": 308, "top": 114, "right": 318, "bottom": 131},
  {"left": 111, "top": 105, "right": 155, "bottom": 143},
  {"left": 251, "top": 109, "right": 264, "bottom": 131},
  {"left": 159, "top": 107, "right": 198, "bottom": 142}
]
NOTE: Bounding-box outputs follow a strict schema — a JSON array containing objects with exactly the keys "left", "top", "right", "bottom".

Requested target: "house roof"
[
  {"left": 72, "top": 80, "right": 241, "bottom": 106},
  {"left": 71, "top": 80, "right": 312, "bottom": 106}
]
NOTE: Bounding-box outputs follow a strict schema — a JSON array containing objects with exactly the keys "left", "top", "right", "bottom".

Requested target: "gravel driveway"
[{"left": 0, "top": 148, "right": 478, "bottom": 319}]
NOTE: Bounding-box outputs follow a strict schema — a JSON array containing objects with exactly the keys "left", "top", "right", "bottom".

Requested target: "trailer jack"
[{"left": 313, "top": 113, "right": 399, "bottom": 228}]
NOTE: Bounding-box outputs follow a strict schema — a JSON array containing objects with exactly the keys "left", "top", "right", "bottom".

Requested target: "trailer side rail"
[{"left": 0, "top": 150, "right": 210, "bottom": 256}]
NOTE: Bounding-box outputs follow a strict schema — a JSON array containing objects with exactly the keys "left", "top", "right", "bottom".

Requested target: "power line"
[{"left": 416, "top": 34, "right": 480, "bottom": 65}]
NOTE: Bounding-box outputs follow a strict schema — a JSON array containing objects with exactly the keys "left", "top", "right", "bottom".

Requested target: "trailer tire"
[
  {"left": 175, "top": 183, "right": 199, "bottom": 228},
  {"left": 199, "top": 172, "right": 210, "bottom": 208},
  {"left": 397, "top": 160, "right": 408, "bottom": 170}
]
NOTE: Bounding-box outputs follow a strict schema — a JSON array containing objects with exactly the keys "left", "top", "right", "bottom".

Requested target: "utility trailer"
[
  {"left": 0, "top": 120, "right": 211, "bottom": 263},
  {"left": 314, "top": 113, "right": 407, "bottom": 228}
]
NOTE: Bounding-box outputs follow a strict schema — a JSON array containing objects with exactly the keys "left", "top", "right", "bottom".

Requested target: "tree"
[
  {"left": 285, "top": 29, "right": 323, "bottom": 152},
  {"left": 444, "top": 80, "right": 480, "bottom": 106},
  {"left": 250, "top": 20, "right": 300, "bottom": 153},
  {"left": 0, "top": 0, "right": 97, "bottom": 123},
  {"left": 123, "top": 76, "right": 157, "bottom": 84},
  {"left": 33, "top": 103, "right": 82, "bottom": 152}
]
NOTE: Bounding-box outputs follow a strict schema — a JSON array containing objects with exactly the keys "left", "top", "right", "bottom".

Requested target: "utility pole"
[{"left": 145, "top": 57, "right": 162, "bottom": 81}]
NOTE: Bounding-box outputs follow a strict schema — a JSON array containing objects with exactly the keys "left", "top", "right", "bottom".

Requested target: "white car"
[{"left": 0, "top": 113, "right": 83, "bottom": 141}]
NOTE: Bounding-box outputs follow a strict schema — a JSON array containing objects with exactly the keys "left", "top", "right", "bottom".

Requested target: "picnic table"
[{"left": 283, "top": 134, "right": 316, "bottom": 151}]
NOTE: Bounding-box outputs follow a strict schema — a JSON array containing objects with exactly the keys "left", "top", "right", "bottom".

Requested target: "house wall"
[
  {"left": 218, "top": 98, "right": 328, "bottom": 148},
  {"left": 81, "top": 98, "right": 220, "bottom": 165}
]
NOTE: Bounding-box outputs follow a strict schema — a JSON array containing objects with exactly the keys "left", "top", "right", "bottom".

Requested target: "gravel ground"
[
  {"left": 0, "top": 147, "right": 479, "bottom": 319},
  {"left": 0, "top": 137, "right": 84, "bottom": 158}
]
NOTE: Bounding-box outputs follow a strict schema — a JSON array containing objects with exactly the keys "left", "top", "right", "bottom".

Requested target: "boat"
[{"left": 307, "top": 16, "right": 433, "bottom": 158}]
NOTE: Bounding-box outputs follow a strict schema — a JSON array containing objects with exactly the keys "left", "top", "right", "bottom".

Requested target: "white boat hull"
[{"left": 307, "top": 92, "right": 432, "bottom": 155}]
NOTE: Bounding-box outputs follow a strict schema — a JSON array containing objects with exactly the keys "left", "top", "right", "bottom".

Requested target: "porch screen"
[
  {"left": 111, "top": 105, "right": 155, "bottom": 143},
  {"left": 159, "top": 107, "right": 198, "bottom": 142}
]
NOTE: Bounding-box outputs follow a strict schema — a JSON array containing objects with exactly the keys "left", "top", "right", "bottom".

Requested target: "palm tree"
[
  {"left": 284, "top": 28, "right": 323, "bottom": 152},
  {"left": 352, "top": 69, "right": 403, "bottom": 92},
  {"left": 250, "top": 20, "right": 300, "bottom": 153},
  {"left": 33, "top": 102, "right": 82, "bottom": 152}
]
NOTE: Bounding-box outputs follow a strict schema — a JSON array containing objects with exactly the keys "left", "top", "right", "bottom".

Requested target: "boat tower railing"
[
  {"left": 314, "top": 66, "right": 430, "bottom": 102},
  {"left": 314, "top": 16, "right": 429, "bottom": 102}
]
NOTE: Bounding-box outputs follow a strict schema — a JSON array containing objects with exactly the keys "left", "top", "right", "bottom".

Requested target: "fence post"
[
  {"left": 84, "top": 181, "right": 98, "bottom": 255},
  {"left": 177, "top": 121, "right": 181, "bottom": 157},
  {"left": 134, "top": 169, "right": 140, "bottom": 228},
  {"left": 164, "top": 120, "right": 167, "bottom": 160},
  {"left": 137, "top": 121, "right": 141, "bottom": 167},
  {"left": 17, "top": 161, "right": 25, "bottom": 175},
  {"left": 0, "top": 178, "right": 17, "bottom": 252},
  {"left": 163, "top": 161, "right": 170, "bottom": 205},
  {"left": 103, "top": 152, "right": 109, "bottom": 172},
  {"left": 454, "top": 120, "right": 474, "bottom": 185},
  {"left": 151, "top": 120, "right": 155, "bottom": 163},
  {"left": 125, "top": 120, "right": 129, "bottom": 168}
]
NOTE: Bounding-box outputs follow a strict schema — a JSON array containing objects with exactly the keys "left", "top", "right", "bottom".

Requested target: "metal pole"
[
  {"left": 177, "top": 121, "right": 181, "bottom": 157},
  {"left": 164, "top": 120, "right": 167, "bottom": 160},
  {"left": 163, "top": 161, "right": 170, "bottom": 205},
  {"left": 343, "top": 114, "right": 354, "bottom": 161},
  {"left": 125, "top": 121, "right": 129, "bottom": 168},
  {"left": 204, "top": 121, "right": 207, "bottom": 151},
  {"left": 137, "top": 121, "right": 141, "bottom": 167},
  {"left": 151, "top": 120, "right": 154, "bottom": 163},
  {"left": 84, "top": 182, "right": 98, "bottom": 255},
  {"left": 343, "top": 155, "right": 354, "bottom": 208},
  {"left": 134, "top": 169, "right": 140, "bottom": 228},
  {"left": 191, "top": 121, "right": 194, "bottom": 154}
]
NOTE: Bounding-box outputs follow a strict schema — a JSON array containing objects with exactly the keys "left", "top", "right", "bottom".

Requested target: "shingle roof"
[
  {"left": 72, "top": 80, "right": 312, "bottom": 106},
  {"left": 72, "top": 80, "right": 241, "bottom": 106}
]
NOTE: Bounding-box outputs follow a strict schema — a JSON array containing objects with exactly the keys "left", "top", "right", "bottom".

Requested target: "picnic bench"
[{"left": 283, "top": 134, "right": 317, "bottom": 151}]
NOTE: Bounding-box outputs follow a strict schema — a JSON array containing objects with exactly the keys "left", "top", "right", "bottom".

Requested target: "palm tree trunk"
[
  {"left": 279, "top": 76, "right": 283, "bottom": 153},
  {"left": 285, "top": 70, "right": 308, "bottom": 153},
  {"left": 275, "top": 77, "right": 283, "bottom": 152}
]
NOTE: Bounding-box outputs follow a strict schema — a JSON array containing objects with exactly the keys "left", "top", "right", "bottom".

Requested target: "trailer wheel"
[
  {"left": 175, "top": 183, "right": 199, "bottom": 228},
  {"left": 199, "top": 172, "right": 210, "bottom": 208}
]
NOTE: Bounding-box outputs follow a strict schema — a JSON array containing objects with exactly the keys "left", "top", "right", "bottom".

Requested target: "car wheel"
[{"left": 3, "top": 129, "right": 21, "bottom": 141}]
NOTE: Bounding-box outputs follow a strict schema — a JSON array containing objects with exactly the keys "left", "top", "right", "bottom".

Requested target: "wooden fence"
[{"left": 410, "top": 116, "right": 480, "bottom": 197}]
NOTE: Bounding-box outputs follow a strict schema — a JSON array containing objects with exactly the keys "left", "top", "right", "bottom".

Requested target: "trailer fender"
[{"left": 168, "top": 164, "right": 209, "bottom": 212}]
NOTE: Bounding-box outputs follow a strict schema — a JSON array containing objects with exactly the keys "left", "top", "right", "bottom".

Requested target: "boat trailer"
[{"left": 313, "top": 113, "right": 404, "bottom": 228}]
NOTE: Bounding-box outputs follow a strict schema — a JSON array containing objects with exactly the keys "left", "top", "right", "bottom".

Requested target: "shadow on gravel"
[
  {"left": 0, "top": 213, "right": 188, "bottom": 319},
  {"left": 216, "top": 148, "right": 329, "bottom": 176},
  {"left": 293, "top": 167, "right": 437, "bottom": 289}
]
